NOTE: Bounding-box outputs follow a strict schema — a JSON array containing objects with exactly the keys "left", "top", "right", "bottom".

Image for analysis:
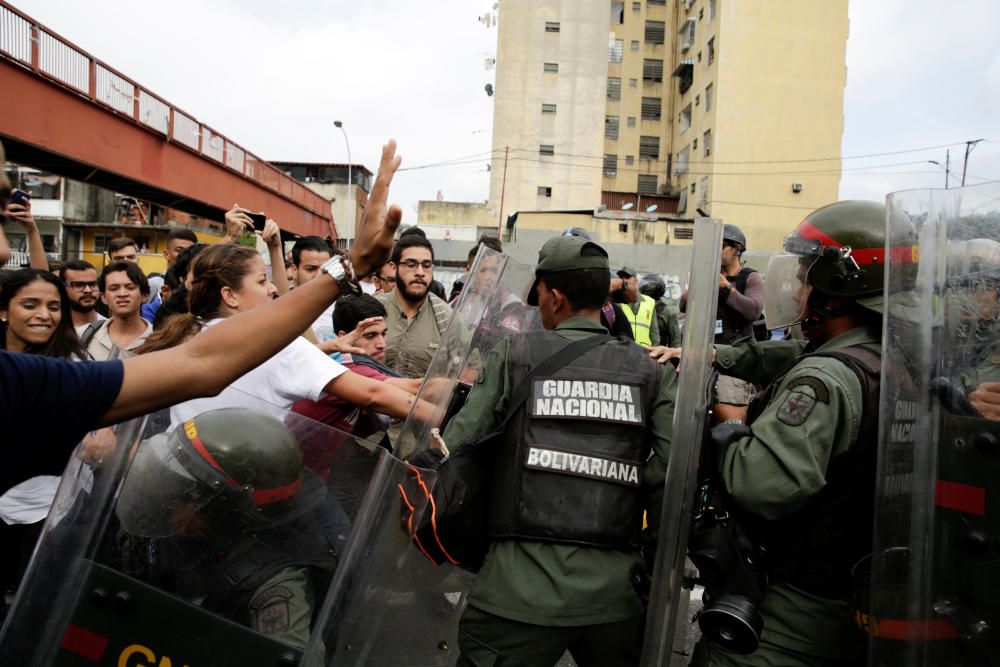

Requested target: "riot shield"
[
  {"left": 317, "top": 247, "right": 542, "bottom": 666},
  {"left": 642, "top": 218, "right": 723, "bottom": 666},
  {"left": 1, "top": 387, "right": 434, "bottom": 667},
  {"left": 870, "top": 182, "right": 1000, "bottom": 666}
]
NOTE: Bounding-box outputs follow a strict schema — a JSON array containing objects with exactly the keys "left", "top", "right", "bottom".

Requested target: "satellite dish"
[
  {"left": 622, "top": 203, "right": 634, "bottom": 210},
  {"left": 485, "top": 83, "right": 494, "bottom": 96},
  {"left": 646, "top": 204, "right": 658, "bottom": 212}
]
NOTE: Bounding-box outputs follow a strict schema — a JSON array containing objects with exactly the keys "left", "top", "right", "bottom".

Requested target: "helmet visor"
[
  {"left": 115, "top": 431, "right": 226, "bottom": 538},
  {"left": 764, "top": 254, "right": 816, "bottom": 330}
]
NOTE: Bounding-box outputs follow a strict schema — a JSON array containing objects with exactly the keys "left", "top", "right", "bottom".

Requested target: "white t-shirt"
[
  {"left": 170, "top": 318, "right": 348, "bottom": 427},
  {"left": 311, "top": 303, "right": 337, "bottom": 341}
]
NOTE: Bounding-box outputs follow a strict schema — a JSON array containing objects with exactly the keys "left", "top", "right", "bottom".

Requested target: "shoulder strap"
[
  {"left": 79, "top": 319, "right": 106, "bottom": 349},
  {"left": 500, "top": 334, "right": 612, "bottom": 431},
  {"left": 734, "top": 266, "right": 756, "bottom": 294},
  {"left": 811, "top": 345, "right": 882, "bottom": 445}
]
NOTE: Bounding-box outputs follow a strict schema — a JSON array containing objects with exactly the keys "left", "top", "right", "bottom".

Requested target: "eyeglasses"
[
  {"left": 398, "top": 259, "right": 433, "bottom": 270},
  {"left": 67, "top": 281, "right": 99, "bottom": 291}
]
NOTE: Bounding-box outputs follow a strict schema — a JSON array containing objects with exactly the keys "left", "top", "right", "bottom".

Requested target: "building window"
[
  {"left": 643, "top": 58, "right": 664, "bottom": 83},
  {"left": 710, "top": 0, "right": 716, "bottom": 20},
  {"left": 542, "top": 103, "right": 557, "bottom": 114},
  {"left": 538, "top": 186, "right": 552, "bottom": 197},
  {"left": 545, "top": 21, "right": 560, "bottom": 33},
  {"left": 707, "top": 37, "right": 715, "bottom": 65},
  {"left": 631, "top": 40, "right": 640, "bottom": 51},
  {"left": 629, "top": 78, "right": 638, "bottom": 87},
  {"left": 539, "top": 144, "right": 555, "bottom": 156},
  {"left": 675, "top": 146, "right": 690, "bottom": 175},
  {"left": 693, "top": 138, "right": 698, "bottom": 150},
  {"left": 605, "top": 116, "right": 620, "bottom": 140},
  {"left": 619, "top": 223, "right": 629, "bottom": 233},
  {"left": 648, "top": 0, "right": 666, "bottom": 5},
  {"left": 641, "top": 97, "right": 662, "bottom": 121},
  {"left": 603, "top": 154, "right": 618, "bottom": 177},
  {"left": 705, "top": 83, "right": 713, "bottom": 111},
  {"left": 639, "top": 135, "right": 659, "bottom": 160},
  {"left": 612, "top": 2, "right": 625, "bottom": 23},
  {"left": 625, "top": 155, "right": 635, "bottom": 166},
  {"left": 695, "top": 94, "right": 700, "bottom": 106},
  {"left": 703, "top": 129, "right": 712, "bottom": 156},
  {"left": 609, "top": 39, "right": 624, "bottom": 63},
  {"left": 645, "top": 20, "right": 665, "bottom": 44},
  {"left": 690, "top": 182, "right": 697, "bottom": 193},
  {"left": 674, "top": 227, "right": 694, "bottom": 240},
  {"left": 627, "top": 116, "right": 636, "bottom": 127},
  {"left": 544, "top": 62, "right": 559, "bottom": 73},
  {"left": 699, "top": 8, "right": 704, "bottom": 20},
  {"left": 679, "top": 103, "right": 692, "bottom": 133},
  {"left": 637, "top": 174, "right": 658, "bottom": 195},
  {"left": 699, "top": 176, "right": 709, "bottom": 204},
  {"left": 633, "top": 2, "right": 642, "bottom": 12},
  {"left": 680, "top": 18, "right": 696, "bottom": 52},
  {"left": 607, "top": 77, "right": 622, "bottom": 100}
]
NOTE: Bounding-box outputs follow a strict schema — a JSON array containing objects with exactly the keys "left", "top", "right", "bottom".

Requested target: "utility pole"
[
  {"left": 961, "top": 139, "right": 984, "bottom": 187},
  {"left": 945, "top": 149, "right": 950, "bottom": 189},
  {"left": 497, "top": 146, "right": 509, "bottom": 238}
]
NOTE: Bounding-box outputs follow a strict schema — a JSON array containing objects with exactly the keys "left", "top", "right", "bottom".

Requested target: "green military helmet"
[
  {"left": 176, "top": 408, "right": 305, "bottom": 505},
  {"left": 783, "top": 200, "right": 918, "bottom": 312},
  {"left": 117, "top": 408, "right": 311, "bottom": 537}
]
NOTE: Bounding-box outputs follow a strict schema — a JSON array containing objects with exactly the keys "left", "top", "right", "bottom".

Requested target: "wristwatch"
[{"left": 320, "top": 255, "right": 361, "bottom": 296}]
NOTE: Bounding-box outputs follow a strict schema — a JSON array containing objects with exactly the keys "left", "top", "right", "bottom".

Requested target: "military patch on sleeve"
[
  {"left": 777, "top": 391, "right": 817, "bottom": 426},
  {"left": 250, "top": 585, "right": 294, "bottom": 636}
]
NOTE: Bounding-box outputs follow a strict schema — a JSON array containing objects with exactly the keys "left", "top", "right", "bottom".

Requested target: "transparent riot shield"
[
  {"left": 642, "top": 218, "right": 723, "bottom": 666},
  {"left": 318, "top": 246, "right": 542, "bottom": 666},
  {"left": 870, "top": 182, "right": 1000, "bottom": 666},
  {"left": 1, "top": 387, "right": 434, "bottom": 667}
]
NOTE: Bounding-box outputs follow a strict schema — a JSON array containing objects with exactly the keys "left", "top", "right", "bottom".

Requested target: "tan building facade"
[{"left": 488, "top": 0, "right": 848, "bottom": 251}]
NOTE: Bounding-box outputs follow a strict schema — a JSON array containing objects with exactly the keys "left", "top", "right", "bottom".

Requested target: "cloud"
[{"left": 15, "top": 0, "right": 498, "bottom": 225}]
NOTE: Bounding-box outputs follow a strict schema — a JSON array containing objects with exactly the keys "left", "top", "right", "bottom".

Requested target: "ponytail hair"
[{"left": 137, "top": 244, "right": 260, "bottom": 354}]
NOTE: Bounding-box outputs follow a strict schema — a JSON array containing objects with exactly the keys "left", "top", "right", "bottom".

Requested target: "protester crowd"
[{"left": 0, "top": 131, "right": 969, "bottom": 667}]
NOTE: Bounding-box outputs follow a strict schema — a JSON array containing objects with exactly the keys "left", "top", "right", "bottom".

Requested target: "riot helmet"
[
  {"left": 116, "top": 408, "right": 320, "bottom": 537},
  {"left": 722, "top": 224, "right": 747, "bottom": 254},
  {"left": 639, "top": 273, "right": 667, "bottom": 301},
  {"left": 764, "top": 200, "right": 918, "bottom": 330}
]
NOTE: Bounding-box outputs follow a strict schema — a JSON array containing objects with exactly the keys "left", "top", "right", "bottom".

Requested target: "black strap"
[
  {"left": 79, "top": 319, "right": 106, "bottom": 349},
  {"left": 499, "top": 334, "right": 613, "bottom": 432}
]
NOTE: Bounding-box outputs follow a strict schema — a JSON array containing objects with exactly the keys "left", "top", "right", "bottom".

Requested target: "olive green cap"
[{"left": 528, "top": 235, "right": 610, "bottom": 305}]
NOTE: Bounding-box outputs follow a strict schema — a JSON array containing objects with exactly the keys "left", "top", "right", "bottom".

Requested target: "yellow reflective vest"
[{"left": 622, "top": 294, "right": 656, "bottom": 346}]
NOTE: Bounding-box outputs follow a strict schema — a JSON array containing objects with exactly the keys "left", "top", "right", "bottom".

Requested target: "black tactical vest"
[
  {"left": 488, "top": 331, "right": 662, "bottom": 549},
  {"left": 715, "top": 267, "right": 758, "bottom": 344},
  {"left": 746, "top": 344, "right": 881, "bottom": 600}
]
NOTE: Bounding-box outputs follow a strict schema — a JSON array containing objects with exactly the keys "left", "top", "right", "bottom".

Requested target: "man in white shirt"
[
  {"left": 59, "top": 260, "right": 106, "bottom": 336},
  {"left": 84, "top": 261, "right": 153, "bottom": 360}
]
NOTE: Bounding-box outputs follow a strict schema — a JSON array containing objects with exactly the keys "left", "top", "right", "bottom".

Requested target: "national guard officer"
[
  {"left": 639, "top": 273, "right": 682, "bottom": 347},
  {"left": 115, "top": 408, "right": 337, "bottom": 650},
  {"left": 441, "top": 235, "right": 677, "bottom": 666},
  {"left": 682, "top": 201, "right": 918, "bottom": 666}
]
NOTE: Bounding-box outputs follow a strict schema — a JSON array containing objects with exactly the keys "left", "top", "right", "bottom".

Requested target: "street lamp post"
[{"left": 334, "top": 121, "right": 352, "bottom": 246}]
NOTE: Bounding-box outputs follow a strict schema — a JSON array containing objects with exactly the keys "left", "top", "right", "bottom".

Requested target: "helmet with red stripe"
[
  {"left": 764, "top": 201, "right": 918, "bottom": 329},
  {"left": 786, "top": 200, "right": 917, "bottom": 305},
  {"left": 116, "top": 408, "right": 318, "bottom": 537}
]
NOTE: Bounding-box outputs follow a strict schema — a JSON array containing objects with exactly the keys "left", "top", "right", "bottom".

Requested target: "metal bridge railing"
[{"left": 0, "top": 1, "right": 330, "bottom": 222}]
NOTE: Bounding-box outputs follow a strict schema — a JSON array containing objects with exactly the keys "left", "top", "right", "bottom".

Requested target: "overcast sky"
[{"left": 11, "top": 0, "right": 1000, "bottom": 225}]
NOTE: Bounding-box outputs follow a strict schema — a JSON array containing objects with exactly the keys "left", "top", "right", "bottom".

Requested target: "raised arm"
[
  {"left": 5, "top": 200, "right": 48, "bottom": 270},
  {"left": 102, "top": 140, "right": 403, "bottom": 425}
]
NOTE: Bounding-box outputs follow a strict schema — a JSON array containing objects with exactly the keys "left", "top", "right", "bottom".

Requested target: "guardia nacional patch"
[{"left": 250, "top": 585, "right": 293, "bottom": 636}]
